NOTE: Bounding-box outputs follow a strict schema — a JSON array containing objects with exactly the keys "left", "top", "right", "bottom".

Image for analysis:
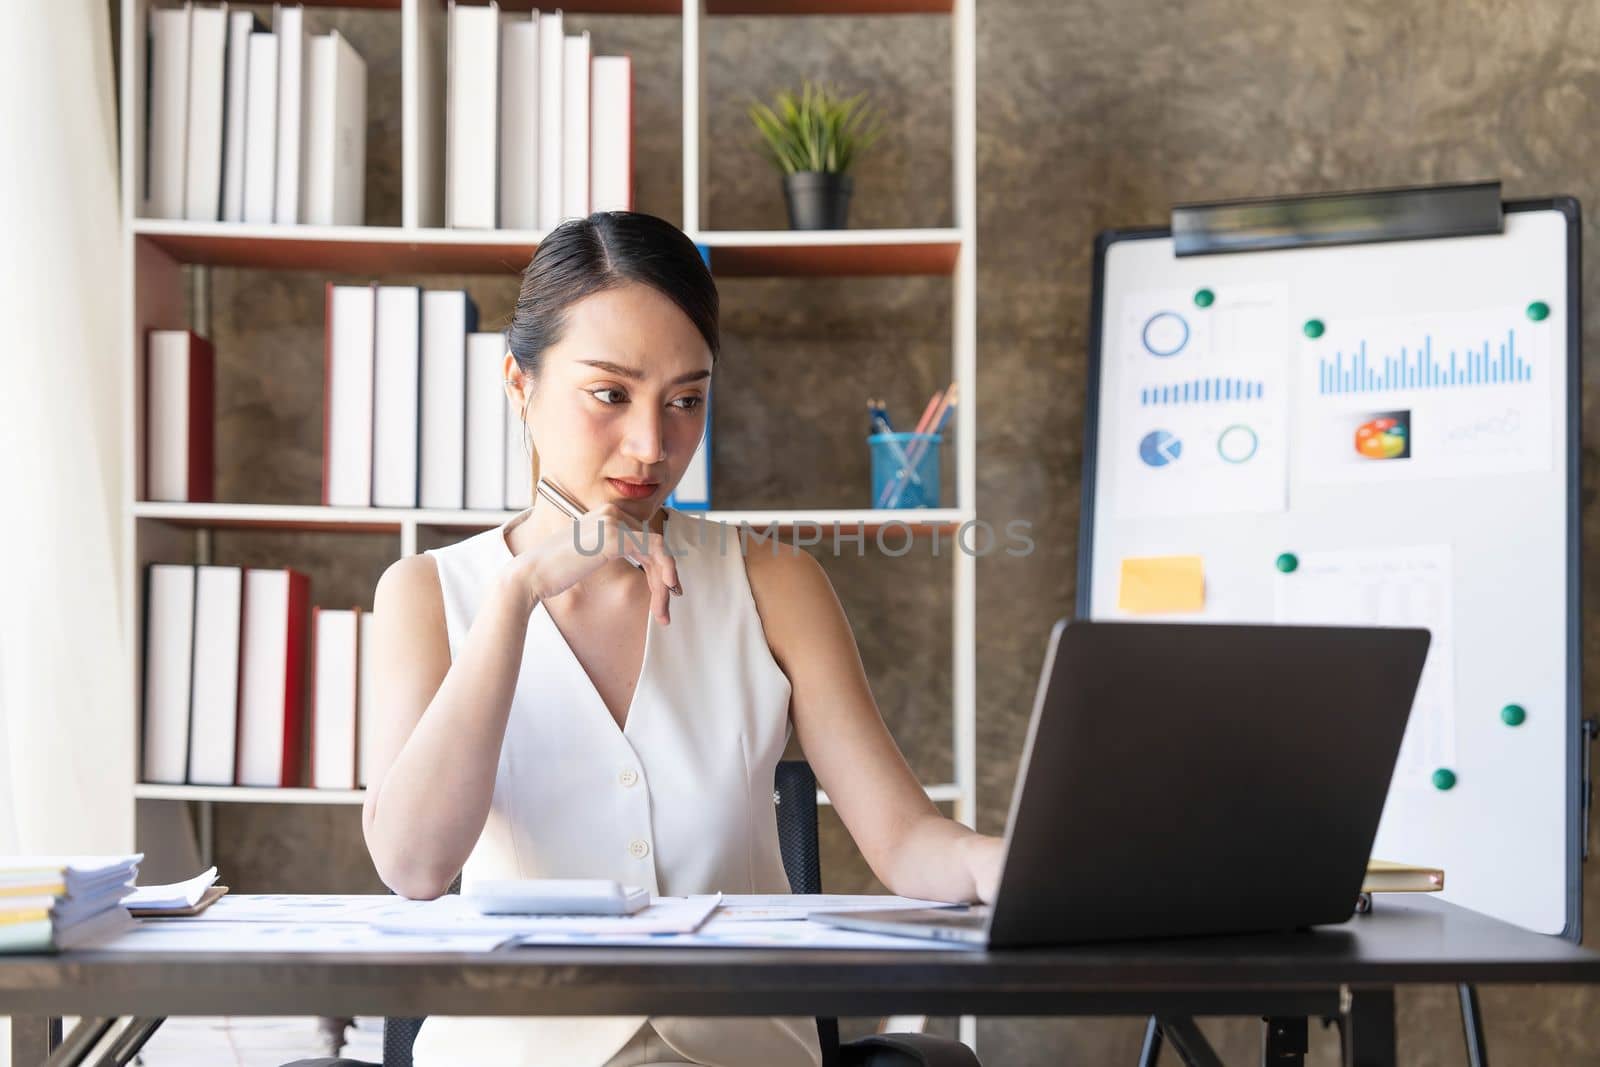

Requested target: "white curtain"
[
  {"left": 0, "top": 1, "right": 129, "bottom": 1058},
  {"left": 0, "top": 1, "right": 131, "bottom": 857}
]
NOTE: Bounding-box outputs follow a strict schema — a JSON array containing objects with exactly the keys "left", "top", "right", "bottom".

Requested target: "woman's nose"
[{"left": 621, "top": 407, "right": 666, "bottom": 464}]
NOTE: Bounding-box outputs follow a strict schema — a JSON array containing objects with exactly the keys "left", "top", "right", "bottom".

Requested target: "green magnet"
[
  {"left": 1527, "top": 301, "right": 1550, "bottom": 322},
  {"left": 1501, "top": 703, "right": 1527, "bottom": 726},
  {"left": 1275, "top": 552, "right": 1299, "bottom": 574},
  {"left": 1194, "top": 288, "right": 1215, "bottom": 308},
  {"left": 1303, "top": 319, "right": 1325, "bottom": 339},
  {"left": 1432, "top": 768, "right": 1457, "bottom": 791}
]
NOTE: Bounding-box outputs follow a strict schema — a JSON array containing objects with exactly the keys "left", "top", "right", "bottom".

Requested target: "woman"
[{"left": 362, "top": 211, "right": 1003, "bottom": 1067}]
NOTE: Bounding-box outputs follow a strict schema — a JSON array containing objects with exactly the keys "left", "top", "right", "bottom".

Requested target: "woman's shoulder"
[
  {"left": 738, "top": 526, "right": 830, "bottom": 613},
  {"left": 374, "top": 553, "right": 443, "bottom": 618}
]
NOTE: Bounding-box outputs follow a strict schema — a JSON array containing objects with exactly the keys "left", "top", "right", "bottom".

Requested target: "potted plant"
[{"left": 748, "top": 80, "right": 884, "bottom": 231}]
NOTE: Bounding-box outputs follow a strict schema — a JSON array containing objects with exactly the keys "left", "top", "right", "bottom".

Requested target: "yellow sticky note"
[{"left": 1118, "top": 556, "right": 1205, "bottom": 614}]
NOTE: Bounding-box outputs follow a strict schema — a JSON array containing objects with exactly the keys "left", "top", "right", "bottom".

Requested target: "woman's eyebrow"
[{"left": 578, "top": 359, "right": 710, "bottom": 385}]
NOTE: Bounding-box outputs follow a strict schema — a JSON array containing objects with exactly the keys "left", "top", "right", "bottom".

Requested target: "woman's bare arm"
[
  {"left": 745, "top": 541, "right": 1003, "bottom": 903},
  {"left": 360, "top": 558, "right": 536, "bottom": 899}
]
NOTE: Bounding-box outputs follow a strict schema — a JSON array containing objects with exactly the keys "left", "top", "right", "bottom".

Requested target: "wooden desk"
[{"left": 5, "top": 898, "right": 1599, "bottom": 1066}]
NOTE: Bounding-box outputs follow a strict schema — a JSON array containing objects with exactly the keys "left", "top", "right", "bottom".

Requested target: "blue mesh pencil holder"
[{"left": 869, "top": 432, "right": 942, "bottom": 509}]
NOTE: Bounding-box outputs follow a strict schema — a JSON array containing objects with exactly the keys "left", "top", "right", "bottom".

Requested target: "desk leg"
[
  {"left": 1341, "top": 988, "right": 1397, "bottom": 1067},
  {"left": 1154, "top": 1018, "right": 1225, "bottom": 1067},
  {"left": 40, "top": 1017, "right": 115, "bottom": 1067},
  {"left": 1137, "top": 1017, "right": 1163, "bottom": 1067},
  {"left": 1262, "top": 1016, "right": 1307, "bottom": 1065},
  {"left": 10, "top": 1016, "right": 59, "bottom": 1064},
  {"left": 1459, "top": 983, "right": 1489, "bottom": 1067}
]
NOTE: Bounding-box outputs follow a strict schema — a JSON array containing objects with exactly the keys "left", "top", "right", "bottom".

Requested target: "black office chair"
[{"left": 289, "top": 761, "right": 980, "bottom": 1067}]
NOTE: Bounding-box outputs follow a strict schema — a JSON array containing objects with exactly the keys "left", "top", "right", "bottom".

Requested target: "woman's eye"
[
  {"left": 672, "top": 395, "right": 704, "bottom": 411},
  {"left": 590, "top": 388, "right": 627, "bottom": 405}
]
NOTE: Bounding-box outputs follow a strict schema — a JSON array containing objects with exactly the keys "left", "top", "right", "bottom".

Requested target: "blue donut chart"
[{"left": 1141, "top": 311, "right": 1191, "bottom": 357}]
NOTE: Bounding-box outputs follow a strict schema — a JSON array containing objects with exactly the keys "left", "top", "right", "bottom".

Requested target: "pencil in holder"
[{"left": 869, "top": 432, "right": 942, "bottom": 509}]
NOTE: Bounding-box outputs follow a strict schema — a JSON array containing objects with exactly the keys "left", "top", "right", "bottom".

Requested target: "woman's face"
[{"left": 517, "top": 282, "right": 713, "bottom": 520}]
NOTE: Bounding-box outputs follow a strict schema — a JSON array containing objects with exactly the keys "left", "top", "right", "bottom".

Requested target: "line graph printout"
[
  {"left": 1114, "top": 285, "right": 1290, "bottom": 518},
  {"left": 1273, "top": 544, "right": 1456, "bottom": 787},
  {"left": 1295, "top": 307, "right": 1556, "bottom": 485}
]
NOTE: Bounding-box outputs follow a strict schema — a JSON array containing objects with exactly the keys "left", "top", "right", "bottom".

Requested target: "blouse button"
[
  {"left": 618, "top": 768, "right": 640, "bottom": 788},
  {"left": 628, "top": 839, "right": 651, "bottom": 859}
]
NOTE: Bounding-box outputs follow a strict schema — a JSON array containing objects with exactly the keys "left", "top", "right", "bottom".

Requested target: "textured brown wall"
[{"left": 158, "top": 1, "right": 1600, "bottom": 1063}]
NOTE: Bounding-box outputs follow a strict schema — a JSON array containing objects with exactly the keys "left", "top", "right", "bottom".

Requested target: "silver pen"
[{"left": 534, "top": 477, "right": 646, "bottom": 571}]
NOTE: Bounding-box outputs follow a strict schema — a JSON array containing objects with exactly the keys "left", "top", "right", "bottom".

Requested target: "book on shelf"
[
  {"left": 237, "top": 567, "right": 311, "bottom": 788},
  {"left": 311, "top": 607, "right": 360, "bottom": 790},
  {"left": 499, "top": 13, "right": 541, "bottom": 230},
  {"left": 466, "top": 331, "right": 509, "bottom": 511},
  {"left": 372, "top": 286, "right": 423, "bottom": 508},
  {"left": 184, "top": 4, "right": 229, "bottom": 222},
  {"left": 145, "top": 329, "right": 215, "bottom": 503},
  {"left": 537, "top": 9, "right": 564, "bottom": 229},
  {"left": 420, "top": 290, "right": 480, "bottom": 509},
  {"left": 145, "top": 3, "right": 369, "bottom": 225},
  {"left": 561, "top": 30, "right": 591, "bottom": 221},
  {"left": 146, "top": 5, "right": 190, "bottom": 219},
  {"left": 143, "top": 564, "right": 312, "bottom": 788},
  {"left": 242, "top": 28, "right": 280, "bottom": 223},
  {"left": 327, "top": 289, "right": 522, "bottom": 511},
  {"left": 447, "top": 0, "right": 500, "bottom": 230},
  {"left": 303, "top": 29, "right": 368, "bottom": 226},
  {"left": 221, "top": 11, "right": 264, "bottom": 223},
  {"left": 591, "top": 55, "right": 633, "bottom": 212},
  {"left": 273, "top": 3, "right": 309, "bottom": 225},
  {"left": 474, "top": 8, "right": 638, "bottom": 222},
  {"left": 142, "top": 564, "right": 197, "bottom": 785},
  {"left": 323, "top": 282, "right": 377, "bottom": 507},
  {"left": 189, "top": 565, "right": 245, "bottom": 786}
]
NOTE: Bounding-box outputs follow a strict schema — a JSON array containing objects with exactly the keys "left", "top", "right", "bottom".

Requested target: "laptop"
[{"left": 813, "top": 618, "right": 1430, "bottom": 948}]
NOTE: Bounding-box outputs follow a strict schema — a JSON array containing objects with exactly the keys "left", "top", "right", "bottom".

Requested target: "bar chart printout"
[
  {"left": 1317, "top": 328, "right": 1533, "bottom": 396},
  {"left": 1141, "top": 379, "right": 1266, "bottom": 406}
]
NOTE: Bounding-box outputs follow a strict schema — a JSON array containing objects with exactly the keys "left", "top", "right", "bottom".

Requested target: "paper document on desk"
[
  {"left": 509, "top": 915, "right": 960, "bottom": 950},
  {"left": 371, "top": 894, "right": 721, "bottom": 937},
  {"left": 189, "top": 894, "right": 425, "bottom": 924},
  {"left": 714, "top": 894, "right": 959, "bottom": 922},
  {"left": 122, "top": 866, "right": 219, "bottom": 910},
  {"left": 101, "top": 920, "right": 507, "bottom": 954}
]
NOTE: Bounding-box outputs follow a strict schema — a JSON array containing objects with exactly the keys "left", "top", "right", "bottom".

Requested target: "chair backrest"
[{"left": 382, "top": 761, "right": 837, "bottom": 1067}]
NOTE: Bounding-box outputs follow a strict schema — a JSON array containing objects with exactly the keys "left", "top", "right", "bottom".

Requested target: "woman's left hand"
[{"left": 964, "top": 834, "right": 1005, "bottom": 904}]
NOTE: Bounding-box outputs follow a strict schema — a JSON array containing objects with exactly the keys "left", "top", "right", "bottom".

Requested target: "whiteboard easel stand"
[{"left": 1117, "top": 180, "right": 1586, "bottom": 1067}]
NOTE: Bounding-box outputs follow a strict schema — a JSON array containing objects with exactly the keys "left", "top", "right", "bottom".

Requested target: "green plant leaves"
[{"left": 747, "top": 80, "right": 884, "bottom": 177}]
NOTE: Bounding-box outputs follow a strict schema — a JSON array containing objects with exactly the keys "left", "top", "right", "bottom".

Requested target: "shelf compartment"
[
  {"left": 132, "top": 221, "right": 544, "bottom": 275},
  {"left": 133, "top": 221, "right": 961, "bottom": 276},
  {"left": 700, "top": 229, "right": 961, "bottom": 276}
]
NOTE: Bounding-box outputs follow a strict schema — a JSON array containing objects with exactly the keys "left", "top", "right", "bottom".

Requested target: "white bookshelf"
[{"left": 119, "top": 0, "right": 977, "bottom": 858}]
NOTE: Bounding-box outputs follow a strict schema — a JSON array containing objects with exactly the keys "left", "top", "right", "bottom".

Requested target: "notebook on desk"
[{"left": 812, "top": 619, "right": 1430, "bottom": 948}]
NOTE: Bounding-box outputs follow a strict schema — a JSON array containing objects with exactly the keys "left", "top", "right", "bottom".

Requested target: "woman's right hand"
[{"left": 510, "top": 504, "right": 683, "bottom": 626}]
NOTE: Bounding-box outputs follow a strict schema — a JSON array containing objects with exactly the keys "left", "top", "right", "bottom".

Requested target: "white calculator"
[{"left": 464, "top": 879, "right": 651, "bottom": 916}]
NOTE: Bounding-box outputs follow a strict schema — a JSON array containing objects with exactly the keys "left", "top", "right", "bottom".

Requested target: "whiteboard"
[{"left": 1078, "top": 202, "right": 1580, "bottom": 938}]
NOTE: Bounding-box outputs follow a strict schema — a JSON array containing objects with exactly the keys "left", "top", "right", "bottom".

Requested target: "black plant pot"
[{"left": 783, "top": 171, "right": 853, "bottom": 230}]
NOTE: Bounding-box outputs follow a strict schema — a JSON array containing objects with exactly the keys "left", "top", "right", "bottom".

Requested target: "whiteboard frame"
[{"left": 1074, "top": 197, "right": 1585, "bottom": 941}]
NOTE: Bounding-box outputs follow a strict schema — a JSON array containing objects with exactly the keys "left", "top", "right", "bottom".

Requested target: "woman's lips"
[{"left": 607, "top": 478, "right": 659, "bottom": 500}]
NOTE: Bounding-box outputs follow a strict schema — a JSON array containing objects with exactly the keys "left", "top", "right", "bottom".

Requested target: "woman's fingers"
[{"left": 644, "top": 530, "right": 678, "bottom": 626}]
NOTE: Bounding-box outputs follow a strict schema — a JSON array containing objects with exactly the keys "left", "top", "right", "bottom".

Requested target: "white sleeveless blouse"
[{"left": 412, "top": 508, "right": 822, "bottom": 1067}]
